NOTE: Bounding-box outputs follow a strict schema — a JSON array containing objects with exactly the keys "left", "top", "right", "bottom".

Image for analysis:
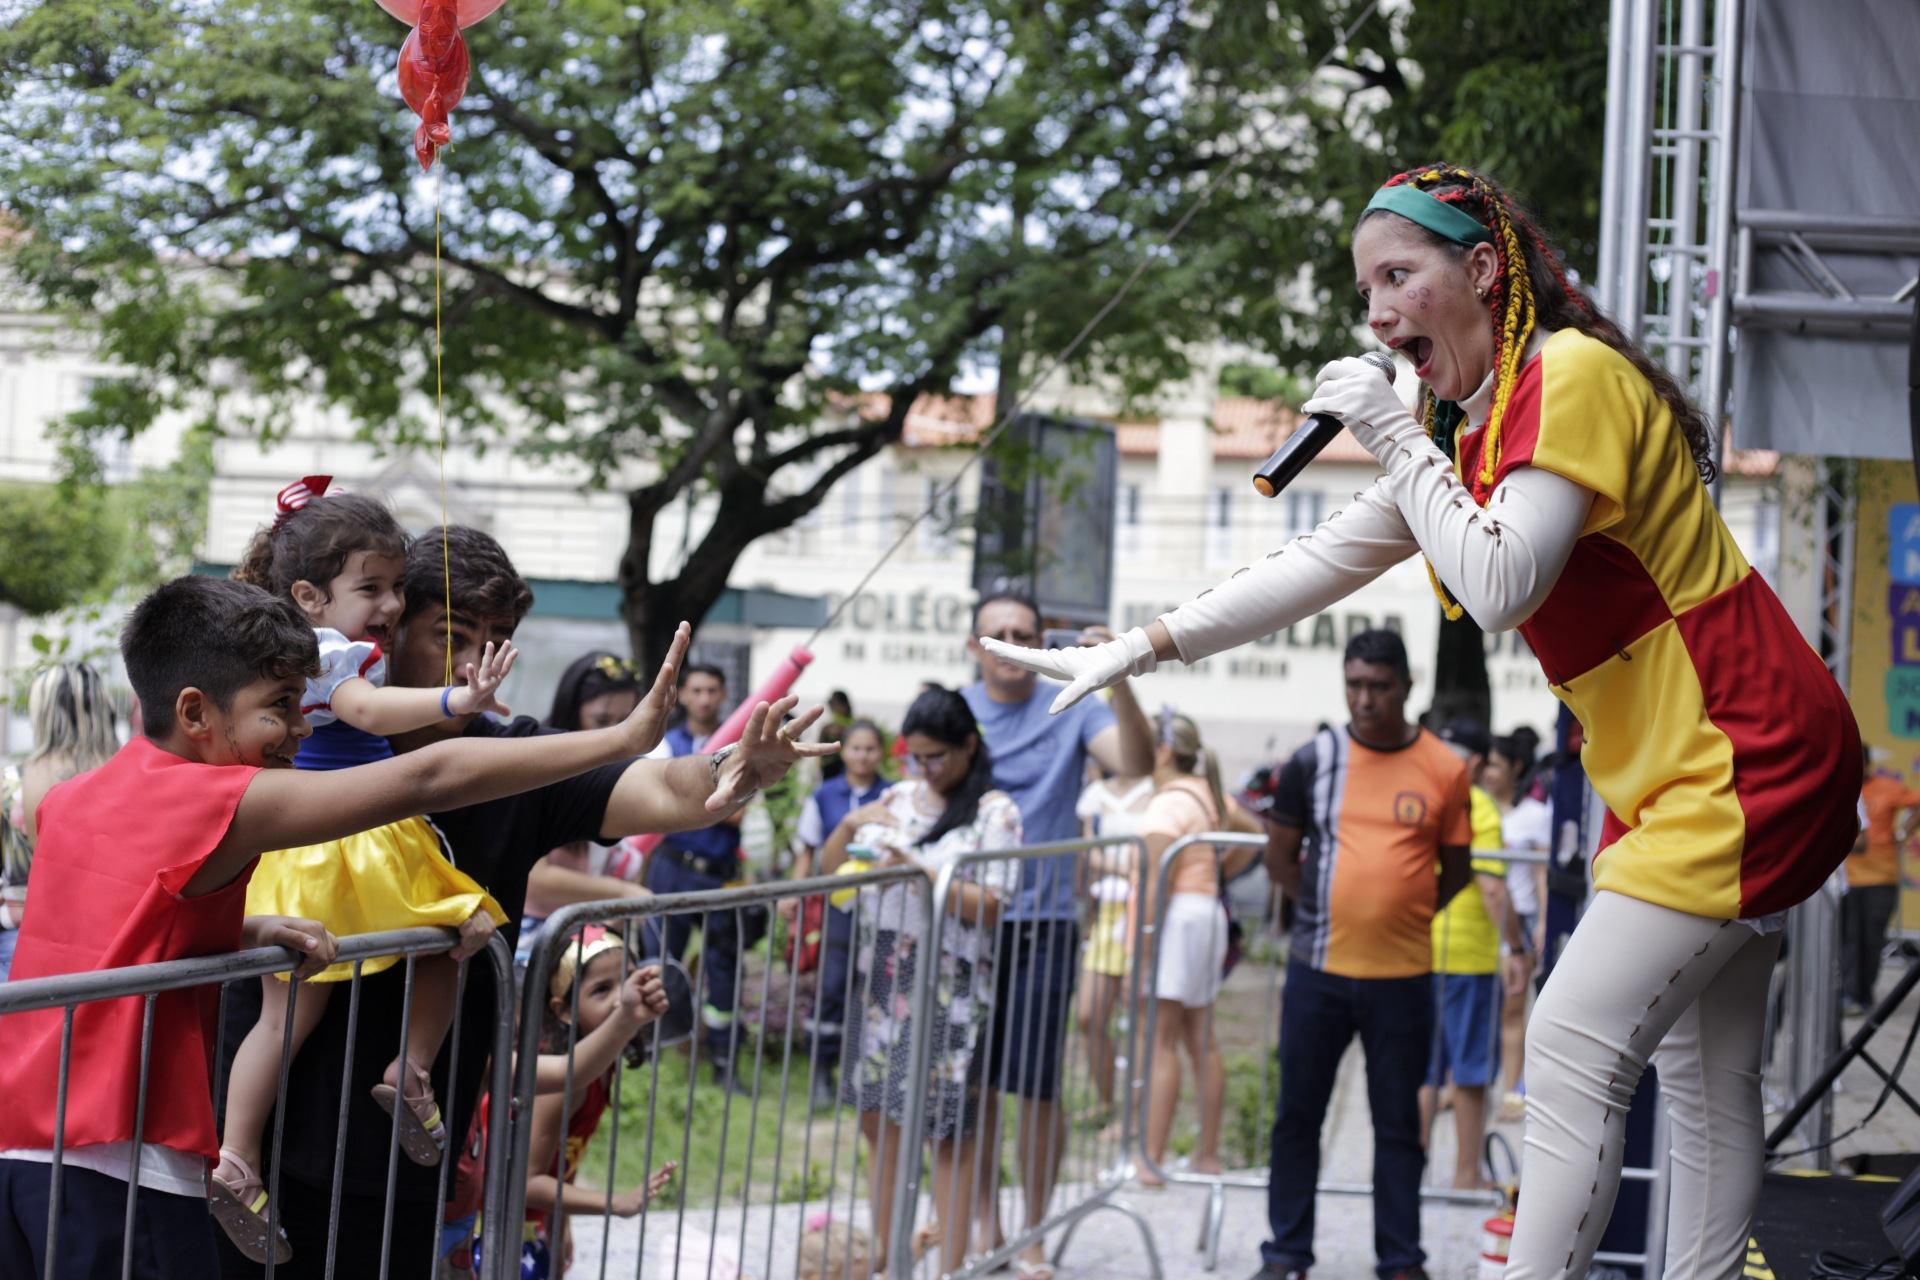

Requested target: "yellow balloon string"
[{"left": 435, "top": 167, "right": 452, "bottom": 687}]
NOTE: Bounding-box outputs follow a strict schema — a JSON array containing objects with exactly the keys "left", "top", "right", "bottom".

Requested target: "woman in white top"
[{"left": 1486, "top": 732, "right": 1551, "bottom": 1115}]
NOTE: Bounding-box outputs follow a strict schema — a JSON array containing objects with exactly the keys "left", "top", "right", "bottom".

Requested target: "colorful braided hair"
[{"left": 1358, "top": 164, "right": 1717, "bottom": 617}]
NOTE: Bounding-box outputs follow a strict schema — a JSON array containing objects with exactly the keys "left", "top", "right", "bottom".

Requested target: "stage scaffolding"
[{"left": 1597, "top": 0, "right": 1920, "bottom": 1248}]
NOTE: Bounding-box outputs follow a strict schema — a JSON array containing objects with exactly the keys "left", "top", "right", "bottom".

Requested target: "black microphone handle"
[{"left": 1251, "top": 413, "right": 1345, "bottom": 499}]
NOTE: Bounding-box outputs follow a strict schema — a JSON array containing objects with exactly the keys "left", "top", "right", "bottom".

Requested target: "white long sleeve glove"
[
  {"left": 979, "top": 626, "right": 1158, "bottom": 715},
  {"left": 1302, "top": 357, "right": 1593, "bottom": 631}
]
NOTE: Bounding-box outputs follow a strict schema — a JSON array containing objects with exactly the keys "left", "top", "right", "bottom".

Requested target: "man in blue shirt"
[
  {"left": 962, "top": 593, "right": 1153, "bottom": 1276},
  {"left": 644, "top": 662, "right": 754, "bottom": 1093}
]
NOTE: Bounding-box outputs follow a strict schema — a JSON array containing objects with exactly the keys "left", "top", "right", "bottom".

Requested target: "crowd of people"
[{"left": 0, "top": 158, "right": 1892, "bottom": 1280}]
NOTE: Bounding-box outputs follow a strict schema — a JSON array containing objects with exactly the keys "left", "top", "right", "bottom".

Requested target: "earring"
[{"left": 1476, "top": 286, "right": 1487, "bottom": 299}]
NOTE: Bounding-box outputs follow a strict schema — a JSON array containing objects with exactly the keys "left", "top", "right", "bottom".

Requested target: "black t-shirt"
[{"left": 216, "top": 716, "right": 634, "bottom": 1211}]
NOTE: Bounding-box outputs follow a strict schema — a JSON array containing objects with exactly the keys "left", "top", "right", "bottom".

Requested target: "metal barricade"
[
  {"left": 502, "top": 866, "right": 939, "bottom": 1280},
  {"left": 0, "top": 925, "right": 517, "bottom": 1280},
  {"left": 895, "top": 837, "right": 1163, "bottom": 1280},
  {"left": 1126, "top": 833, "right": 1586, "bottom": 1273}
]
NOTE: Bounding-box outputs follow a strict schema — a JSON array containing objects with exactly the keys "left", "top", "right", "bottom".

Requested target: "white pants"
[{"left": 1506, "top": 891, "right": 1782, "bottom": 1280}]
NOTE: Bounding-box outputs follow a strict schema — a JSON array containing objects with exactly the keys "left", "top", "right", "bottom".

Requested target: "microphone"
[{"left": 1250, "top": 352, "right": 1397, "bottom": 498}]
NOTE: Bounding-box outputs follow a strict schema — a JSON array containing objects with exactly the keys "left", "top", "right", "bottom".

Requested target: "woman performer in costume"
[{"left": 984, "top": 164, "right": 1861, "bottom": 1279}]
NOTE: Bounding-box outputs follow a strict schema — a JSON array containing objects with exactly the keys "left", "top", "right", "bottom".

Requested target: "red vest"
[{"left": 0, "top": 738, "right": 259, "bottom": 1159}]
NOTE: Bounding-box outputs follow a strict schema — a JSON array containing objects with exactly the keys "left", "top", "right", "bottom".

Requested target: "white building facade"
[{"left": 0, "top": 306, "right": 1785, "bottom": 778}]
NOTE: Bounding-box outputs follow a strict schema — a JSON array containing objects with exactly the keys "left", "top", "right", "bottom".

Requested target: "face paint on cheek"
[{"left": 1408, "top": 285, "right": 1432, "bottom": 311}]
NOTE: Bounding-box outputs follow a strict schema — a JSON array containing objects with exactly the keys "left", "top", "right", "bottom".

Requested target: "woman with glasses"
[{"left": 818, "top": 686, "right": 1022, "bottom": 1275}]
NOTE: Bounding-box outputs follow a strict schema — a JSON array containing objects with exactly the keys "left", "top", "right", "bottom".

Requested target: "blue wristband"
[{"left": 441, "top": 686, "right": 457, "bottom": 718}]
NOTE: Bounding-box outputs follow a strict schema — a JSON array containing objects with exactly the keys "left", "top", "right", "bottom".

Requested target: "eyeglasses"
[
  {"left": 910, "top": 749, "right": 951, "bottom": 771},
  {"left": 979, "top": 629, "right": 1038, "bottom": 647}
]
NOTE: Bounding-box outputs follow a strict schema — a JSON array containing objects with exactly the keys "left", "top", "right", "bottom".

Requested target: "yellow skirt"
[
  {"left": 1083, "top": 897, "right": 1131, "bottom": 978},
  {"left": 245, "top": 815, "right": 506, "bottom": 983}
]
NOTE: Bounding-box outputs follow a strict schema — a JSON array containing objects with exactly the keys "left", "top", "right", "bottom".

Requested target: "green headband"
[{"left": 1364, "top": 184, "right": 1494, "bottom": 246}]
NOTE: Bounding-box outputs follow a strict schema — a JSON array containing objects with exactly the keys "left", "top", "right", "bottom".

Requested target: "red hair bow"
[{"left": 274, "top": 475, "right": 333, "bottom": 526}]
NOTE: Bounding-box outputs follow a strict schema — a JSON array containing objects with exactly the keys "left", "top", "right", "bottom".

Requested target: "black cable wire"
[
  {"left": 1768, "top": 984, "right": 1920, "bottom": 1164},
  {"left": 1808, "top": 1249, "right": 1910, "bottom": 1279}
]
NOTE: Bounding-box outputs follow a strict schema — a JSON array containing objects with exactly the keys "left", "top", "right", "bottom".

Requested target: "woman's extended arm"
[
  {"left": 1303, "top": 357, "right": 1593, "bottom": 631},
  {"left": 981, "top": 483, "right": 1418, "bottom": 711}
]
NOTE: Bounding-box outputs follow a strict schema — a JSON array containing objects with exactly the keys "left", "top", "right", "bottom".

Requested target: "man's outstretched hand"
[
  {"left": 705, "top": 696, "right": 839, "bottom": 813},
  {"left": 618, "top": 623, "right": 692, "bottom": 758}
]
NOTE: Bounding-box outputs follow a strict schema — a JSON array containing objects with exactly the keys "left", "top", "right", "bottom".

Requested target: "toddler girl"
[
  {"left": 520, "top": 925, "right": 679, "bottom": 1279},
  {"left": 212, "top": 476, "right": 513, "bottom": 1262}
]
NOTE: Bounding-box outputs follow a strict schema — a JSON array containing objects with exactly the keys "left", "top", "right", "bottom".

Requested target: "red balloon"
[
  {"left": 396, "top": 11, "right": 469, "bottom": 171},
  {"left": 375, "top": 0, "right": 504, "bottom": 28}
]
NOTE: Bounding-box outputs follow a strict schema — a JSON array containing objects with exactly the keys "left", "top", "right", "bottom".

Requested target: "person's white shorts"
[{"left": 1154, "top": 893, "right": 1227, "bottom": 1008}]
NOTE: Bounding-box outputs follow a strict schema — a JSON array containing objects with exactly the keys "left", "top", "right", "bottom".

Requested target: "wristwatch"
[{"left": 708, "top": 743, "right": 738, "bottom": 782}]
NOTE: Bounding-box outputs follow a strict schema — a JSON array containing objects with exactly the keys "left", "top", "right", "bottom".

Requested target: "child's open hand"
[
  {"left": 447, "top": 639, "right": 518, "bottom": 718},
  {"left": 619, "top": 962, "right": 670, "bottom": 1028},
  {"left": 245, "top": 914, "right": 340, "bottom": 980},
  {"left": 611, "top": 1161, "right": 678, "bottom": 1216},
  {"left": 449, "top": 908, "right": 496, "bottom": 961}
]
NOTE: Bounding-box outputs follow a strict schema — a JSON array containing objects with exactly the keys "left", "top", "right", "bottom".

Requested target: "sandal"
[
  {"left": 1013, "top": 1257, "right": 1056, "bottom": 1280},
  {"left": 207, "top": 1148, "right": 292, "bottom": 1265},
  {"left": 371, "top": 1056, "right": 447, "bottom": 1167}
]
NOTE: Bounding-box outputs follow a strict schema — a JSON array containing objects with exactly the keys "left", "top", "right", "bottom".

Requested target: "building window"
[
  {"left": 1285, "top": 489, "right": 1324, "bottom": 539},
  {"left": 1751, "top": 485, "right": 1780, "bottom": 583},
  {"left": 920, "top": 475, "right": 958, "bottom": 555},
  {"left": 1205, "top": 485, "right": 1235, "bottom": 565},
  {"left": 1117, "top": 483, "right": 1143, "bottom": 557}
]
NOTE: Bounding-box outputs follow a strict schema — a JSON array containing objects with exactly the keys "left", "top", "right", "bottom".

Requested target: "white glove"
[
  {"left": 1300, "top": 356, "right": 1424, "bottom": 462},
  {"left": 978, "top": 628, "right": 1157, "bottom": 714}
]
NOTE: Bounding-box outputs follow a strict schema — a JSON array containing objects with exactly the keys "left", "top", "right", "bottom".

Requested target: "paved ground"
[{"left": 569, "top": 948, "right": 1920, "bottom": 1279}]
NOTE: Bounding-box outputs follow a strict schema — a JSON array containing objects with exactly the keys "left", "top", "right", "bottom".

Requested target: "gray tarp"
[{"left": 1731, "top": 0, "right": 1920, "bottom": 460}]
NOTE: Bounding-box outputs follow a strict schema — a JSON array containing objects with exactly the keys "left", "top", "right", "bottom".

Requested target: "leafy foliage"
[
  {"left": 0, "top": 482, "right": 120, "bottom": 615},
  {"left": 0, "top": 0, "right": 1376, "bottom": 662}
]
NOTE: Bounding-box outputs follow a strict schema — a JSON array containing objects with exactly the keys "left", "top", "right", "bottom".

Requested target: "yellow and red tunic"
[{"left": 1457, "top": 329, "right": 1861, "bottom": 919}]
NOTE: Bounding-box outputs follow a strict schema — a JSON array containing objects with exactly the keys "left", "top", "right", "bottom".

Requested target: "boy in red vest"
[{"left": 0, "top": 575, "right": 690, "bottom": 1280}]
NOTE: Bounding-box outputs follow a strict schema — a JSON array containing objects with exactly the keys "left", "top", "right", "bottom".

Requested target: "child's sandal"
[
  {"left": 208, "top": 1148, "right": 292, "bottom": 1265},
  {"left": 371, "top": 1057, "right": 447, "bottom": 1167}
]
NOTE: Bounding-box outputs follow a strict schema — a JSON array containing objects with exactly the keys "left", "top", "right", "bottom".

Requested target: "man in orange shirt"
[
  {"left": 1846, "top": 749, "right": 1920, "bottom": 1013},
  {"left": 1254, "top": 630, "right": 1473, "bottom": 1280}
]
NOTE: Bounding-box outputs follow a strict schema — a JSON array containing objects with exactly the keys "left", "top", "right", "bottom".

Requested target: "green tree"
[
  {"left": 1276, "top": 0, "right": 1609, "bottom": 726},
  {"left": 0, "top": 483, "right": 121, "bottom": 615},
  {"left": 0, "top": 0, "right": 1385, "bottom": 665}
]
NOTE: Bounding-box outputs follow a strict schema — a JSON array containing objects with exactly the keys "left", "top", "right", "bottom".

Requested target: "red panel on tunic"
[
  {"left": 1456, "top": 355, "right": 1545, "bottom": 498},
  {"left": 1520, "top": 536, "right": 1676, "bottom": 686},
  {"left": 0, "top": 738, "right": 259, "bottom": 1159},
  {"left": 1674, "top": 572, "right": 1861, "bottom": 915}
]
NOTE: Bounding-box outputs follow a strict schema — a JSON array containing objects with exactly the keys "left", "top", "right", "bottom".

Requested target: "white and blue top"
[{"left": 296, "top": 628, "right": 394, "bottom": 770}]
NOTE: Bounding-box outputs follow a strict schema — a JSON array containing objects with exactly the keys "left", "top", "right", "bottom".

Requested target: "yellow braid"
[
  {"left": 1392, "top": 165, "right": 1540, "bottom": 615},
  {"left": 1475, "top": 189, "right": 1537, "bottom": 496}
]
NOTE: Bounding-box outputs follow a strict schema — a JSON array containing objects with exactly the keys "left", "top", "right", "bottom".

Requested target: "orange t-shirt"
[
  {"left": 1852, "top": 776, "right": 1920, "bottom": 888},
  {"left": 1272, "top": 727, "right": 1472, "bottom": 979}
]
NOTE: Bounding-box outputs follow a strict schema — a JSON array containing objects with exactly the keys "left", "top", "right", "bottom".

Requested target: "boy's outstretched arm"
[
  {"left": 187, "top": 625, "right": 692, "bottom": 896},
  {"left": 597, "top": 696, "right": 840, "bottom": 838}
]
